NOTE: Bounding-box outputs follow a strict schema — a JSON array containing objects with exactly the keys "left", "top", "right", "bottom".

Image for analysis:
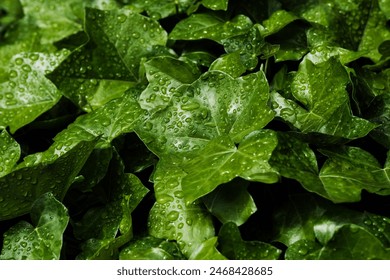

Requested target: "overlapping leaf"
[
  {"left": 136, "top": 70, "right": 274, "bottom": 156},
  {"left": 0, "top": 51, "right": 69, "bottom": 133},
  {"left": 0, "top": 193, "right": 69, "bottom": 260},
  {"left": 274, "top": 194, "right": 390, "bottom": 259},
  {"left": 49, "top": 8, "right": 168, "bottom": 111},
  {"left": 148, "top": 157, "right": 216, "bottom": 259},
  {"left": 271, "top": 55, "right": 376, "bottom": 139},
  {"left": 181, "top": 131, "right": 279, "bottom": 202},
  {"left": 319, "top": 147, "right": 390, "bottom": 202},
  {"left": 218, "top": 222, "right": 281, "bottom": 260},
  {"left": 74, "top": 150, "right": 149, "bottom": 259}
]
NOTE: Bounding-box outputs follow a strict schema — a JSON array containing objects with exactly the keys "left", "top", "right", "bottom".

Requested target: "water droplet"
[
  {"left": 167, "top": 211, "right": 179, "bottom": 221},
  {"left": 117, "top": 14, "right": 127, "bottom": 23}
]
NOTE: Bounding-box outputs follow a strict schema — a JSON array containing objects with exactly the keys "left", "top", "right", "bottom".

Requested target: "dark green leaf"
[
  {"left": 319, "top": 147, "right": 390, "bottom": 202},
  {"left": 182, "top": 131, "right": 279, "bottom": 202},
  {"left": 271, "top": 56, "right": 376, "bottom": 139},
  {"left": 74, "top": 150, "right": 149, "bottom": 259},
  {"left": 203, "top": 179, "right": 256, "bottom": 226},
  {"left": 49, "top": 8, "right": 168, "bottom": 111},
  {"left": 0, "top": 193, "right": 69, "bottom": 260},
  {"left": 0, "top": 130, "right": 20, "bottom": 177},
  {"left": 0, "top": 51, "right": 69, "bottom": 132},
  {"left": 218, "top": 222, "right": 281, "bottom": 260},
  {"left": 119, "top": 236, "right": 185, "bottom": 260},
  {"left": 0, "top": 138, "right": 97, "bottom": 221},
  {"left": 169, "top": 13, "right": 253, "bottom": 43},
  {"left": 148, "top": 157, "right": 215, "bottom": 258}
]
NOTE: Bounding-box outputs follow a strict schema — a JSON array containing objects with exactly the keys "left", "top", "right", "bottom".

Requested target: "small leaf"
[
  {"left": 0, "top": 130, "right": 20, "bottom": 177},
  {"left": 0, "top": 51, "right": 69, "bottom": 132},
  {"left": 203, "top": 179, "right": 257, "bottom": 226},
  {"left": 0, "top": 193, "right": 69, "bottom": 260},
  {"left": 148, "top": 157, "right": 215, "bottom": 258},
  {"left": 181, "top": 130, "right": 279, "bottom": 202},
  {"left": 169, "top": 13, "right": 253, "bottom": 43},
  {"left": 319, "top": 147, "right": 390, "bottom": 202},
  {"left": 119, "top": 236, "right": 185, "bottom": 260},
  {"left": 75, "top": 150, "right": 149, "bottom": 259},
  {"left": 218, "top": 222, "right": 281, "bottom": 260},
  {"left": 271, "top": 56, "right": 376, "bottom": 139}
]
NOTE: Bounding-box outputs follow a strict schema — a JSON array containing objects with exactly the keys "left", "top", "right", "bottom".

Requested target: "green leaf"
[
  {"left": 19, "top": 0, "right": 83, "bottom": 44},
  {"left": 169, "top": 13, "right": 253, "bottom": 43},
  {"left": 287, "top": 225, "right": 390, "bottom": 260},
  {"left": 201, "top": 0, "right": 228, "bottom": 11},
  {"left": 0, "top": 130, "right": 20, "bottom": 177},
  {"left": 209, "top": 52, "right": 246, "bottom": 78},
  {"left": 271, "top": 56, "right": 376, "bottom": 139},
  {"left": 319, "top": 147, "right": 390, "bottom": 202},
  {"left": 221, "top": 24, "right": 276, "bottom": 69},
  {"left": 203, "top": 179, "right": 256, "bottom": 226},
  {"left": 273, "top": 194, "right": 390, "bottom": 255},
  {"left": 119, "top": 236, "right": 185, "bottom": 260},
  {"left": 136, "top": 70, "right": 274, "bottom": 156},
  {"left": 261, "top": 10, "right": 299, "bottom": 37},
  {"left": 0, "top": 137, "right": 97, "bottom": 221},
  {"left": 127, "top": 0, "right": 194, "bottom": 19},
  {"left": 218, "top": 222, "right": 281, "bottom": 260},
  {"left": 360, "top": 69, "right": 390, "bottom": 148},
  {"left": 358, "top": 1, "right": 390, "bottom": 62},
  {"left": 139, "top": 56, "right": 201, "bottom": 112},
  {"left": 181, "top": 130, "right": 279, "bottom": 202},
  {"left": 0, "top": 193, "right": 69, "bottom": 260},
  {"left": 49, "top": 8, "right": 168, "bottom": 111},
  {"left": 189, "top": 237, "right": 227, "bottom": 260},
  {"left": 0, "top": 50, "right": 69, "bottom": 132},
  {"left": 269, "top": 132, "right": 329, "bottom": 199},
  {"left": 148, "top": 157, "right": 215, "bottom": 258},
  {"left": 74, "top": 150, "right": 149, "bottom": 259},
  {"left": 53, "top": 91, "right": 146, "bottom": 149}
]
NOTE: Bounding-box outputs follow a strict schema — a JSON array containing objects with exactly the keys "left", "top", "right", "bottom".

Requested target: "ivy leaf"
[
  {"left": 218, "top": 222, "right": 281, "bottom": 260},
  {"left": 0, "top": 130, "right": 20, "bottom": 177},
  {"left": 181, "top": 131, "right": 279, "bottom": 202},
  {"left": 319, "top": 147, "right": 390, "bottom": 202},
  {"left": 0, "top": 137, "right": 97, "bottom": 221},
  {"left": 136, "top": 70, "right": 274, "bottom": 156},
  {"left": 169, "top": 13, "right": 253, "bottom": 43},
  {"left": 271, "top": 56, "right": 376, "bottom": 139},
  {"left": 49, "top": 8, "right": 168, "bottom": 111},
  {"left": 119, "top": 236, "right": 185, "bottom": 260},
  {"left": 269, "top": 132, "right": 329, "bottom": 199},
  {"left": 0, "top": 51, "right": 69, "bottom": 133},
  {"left": 203, "top": 179, "right": 256, "bottom": 226},
  {"left": 148, "top": 157, "right": 215, "bottom": 259},
  {"left": 139, "top": 56, "right": 200, "bottom": 113},
  {"left": 74, "top": 150, "right": 149, "bottom": 259},
  {"left": 273, "top": 194, "right": 390, "bottom": 259},
  {"left": 0, "top": 193, "right": 69, "bottom": 260}
]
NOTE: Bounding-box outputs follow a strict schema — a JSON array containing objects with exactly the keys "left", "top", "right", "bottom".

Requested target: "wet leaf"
[
  {"left": 218, "top": 222, "right": 281, "bottom": 260},
  {"left": 203, "top": 179, "right": 257, "bottom": 226},
  {"left": 319, "top": 147, "right": 390, "bottom": 202},
  {"left": 0, "top": 130, "right": 20, "bottom": 177},
  {"left": 49, "top": 8, "right": 168, "bottom": 111},
  {"left": 74, "top": 150, "right": 149, "bottom": 259},
  {"left": 148, "top": 157, "right": 215, "bottom": 258},
  {"left": 271, "top": 56, "right": 376, "bottom": 139},
  {"left": 0, "top": 51, "right": 69, "bottom": 133},
  {"left": 0, "top": 193, "right": 69, "bottom": 260},
  {"left": 119, "top": 236, "right": 185, "bottom": 260},
  {"left": 182, "top": 131, "right": 279, "bottom": 202}
]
